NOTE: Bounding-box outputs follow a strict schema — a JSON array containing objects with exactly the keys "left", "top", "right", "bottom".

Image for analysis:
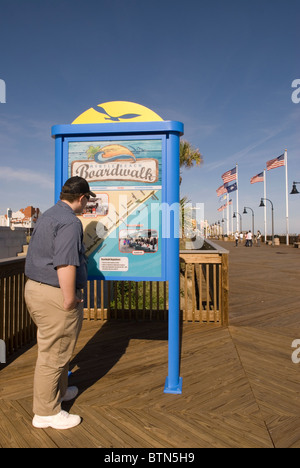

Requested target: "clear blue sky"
[{"left": 0, "top": 0, "right": 299, "bottom": 234}]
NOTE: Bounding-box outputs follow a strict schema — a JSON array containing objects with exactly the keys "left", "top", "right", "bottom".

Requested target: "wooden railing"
[
  {"left": 0, "top": 257, "right": 36, "bottom": 358},
  {"left": 0, "top": 244, "right": 229, "bottom": 357},
  {"left": 84, "top": 248, "right": 229, "bottom": 326},
  {"left": 83, "top": 242, "right": 229, "bottom": 325},
  {"left": 84, "top": 280, "right": 168, "bottom": 322},
  {"left": 179, "top": 245, "right": 229, "bottom": 326}
]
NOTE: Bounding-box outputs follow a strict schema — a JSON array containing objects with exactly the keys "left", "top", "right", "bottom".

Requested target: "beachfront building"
[{"left": 0, "top": 206, "right": 41, "bottom": 229}]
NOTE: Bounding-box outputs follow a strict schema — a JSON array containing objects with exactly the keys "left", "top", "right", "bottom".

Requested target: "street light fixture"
[
  {"left": 259, "top": 198, "right": 274, "bottom": 246},
  {"left": 243, "top": 207, "right": 255, "bottom": 235},
  {"left": 290, "top": 182, "right": 300, "bottom": 195}
]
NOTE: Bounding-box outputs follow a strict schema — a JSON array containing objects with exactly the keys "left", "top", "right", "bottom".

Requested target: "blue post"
[
  {"left": 164, "top": 131, "right": 183, "bottom": 395},
  {"left": 54, "top": 136, "right": 63, "bottom": 203}
]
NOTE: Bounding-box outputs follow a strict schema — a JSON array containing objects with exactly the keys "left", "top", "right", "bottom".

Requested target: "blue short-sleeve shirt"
[{"left": 25, "top": 200, "right": 87, "bottom": 289}]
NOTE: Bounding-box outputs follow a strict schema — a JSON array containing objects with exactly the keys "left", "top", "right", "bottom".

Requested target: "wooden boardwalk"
[{"left": 1, "top": 241, "right": 300, "bottom": 448}]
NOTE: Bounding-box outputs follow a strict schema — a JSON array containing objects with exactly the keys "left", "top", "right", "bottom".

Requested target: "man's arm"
[{"left": 57, "top": 265, "right": 82, "bottom": 311}]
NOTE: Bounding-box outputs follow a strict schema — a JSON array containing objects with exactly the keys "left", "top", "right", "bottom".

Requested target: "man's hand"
[
  {"left": 63, "top": 296, "right": 83, "bottom": 312},
  {"left": 57, "top": 265, "right": 83, "bottom": 311}
]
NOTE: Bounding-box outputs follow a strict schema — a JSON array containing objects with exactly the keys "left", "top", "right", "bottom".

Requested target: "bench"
[{"left": 294, "top": 243, "right": 300, "bottom": 249}]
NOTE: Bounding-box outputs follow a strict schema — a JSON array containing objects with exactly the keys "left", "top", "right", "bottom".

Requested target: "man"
[
  {"left": 25, "top": 176, "right": 95, "bottom": 430},
  {"left": 257, "top": 230, "right": 262, "bottom": 247},
  {"left": 246, "top": 230, "right": 253, "bottom": 247},
  {"left": 234, "top": 231, "right": 239, "bottom": 247}
]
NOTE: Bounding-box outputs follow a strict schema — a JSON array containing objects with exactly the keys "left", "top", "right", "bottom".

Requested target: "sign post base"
[{"left": 164, "top": 377, "right": 183, "bottom": 395}]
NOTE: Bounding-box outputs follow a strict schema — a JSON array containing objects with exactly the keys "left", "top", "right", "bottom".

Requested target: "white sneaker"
[
  {"left": 32, "top": 410, "right": 81, "bottom": 430},
  {"left": 61, "top": 386, "right": 79, "bottom": 402}
]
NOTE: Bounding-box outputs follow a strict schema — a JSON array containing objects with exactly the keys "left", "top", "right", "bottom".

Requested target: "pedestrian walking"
[
  {"left": 245, "top": 231, "right": 253, "bottom": 247},
  {"left": 234, "top": 231, "right": 239, "bottom": 247},
  {"left": 24, "top": 176, "right": 95, "bottom": 430}
]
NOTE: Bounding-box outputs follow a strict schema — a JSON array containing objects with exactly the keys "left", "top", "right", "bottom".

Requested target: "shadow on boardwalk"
[{"left": 0, "top": 240, "right": 300, "bottom": 448}]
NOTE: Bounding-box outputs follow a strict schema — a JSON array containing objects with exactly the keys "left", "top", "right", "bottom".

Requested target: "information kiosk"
[{"left": 52, "top": 101, "right": 184, "bottom": 394}]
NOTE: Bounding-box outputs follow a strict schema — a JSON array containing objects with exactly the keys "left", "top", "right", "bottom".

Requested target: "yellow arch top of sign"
[{"left": 72, "top": 101, "right": 163, "bottom": 124}]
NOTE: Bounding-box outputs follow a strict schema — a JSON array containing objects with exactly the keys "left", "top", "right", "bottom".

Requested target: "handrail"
[
  {"left": 0, "top": 256, "right": 26, "bottom": 268},
  {"left": 0, "top": 245, "right": 229, "bottom": 358},
  {"left": 0, "top": 256, "right": 36, "bottom": 358}
]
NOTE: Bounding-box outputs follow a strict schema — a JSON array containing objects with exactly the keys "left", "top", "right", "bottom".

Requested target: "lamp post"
[
  {"left": 216, "top": 221, "right": 221, "bottom": 237},
  {"left": 233, "top": 212, "right": 242, "bottom": 233},
  {"left": 290, "top": 182, "right": 300, "bottom": 195},
  {"left": 243, "top": 207, "right": 255, "bottom": 235},
  {"left": 259, "top": 198, "right": 274, "bottom": 246},
  {"left": 221, "top": 217, "right": 227, "bottom": 236}
]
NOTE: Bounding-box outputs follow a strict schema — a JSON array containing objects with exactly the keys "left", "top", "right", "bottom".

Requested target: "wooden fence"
[
  {"left": 0, "top": 245, "right": 229, "bottom": 357},
  {"left": 84, "top": 248, "right": 229, "bottom": 326},
  {"left": 179, "top": 248, "right": 229, "bottom": 326},
  {"left": 0, "top": 257, "right": 35, "bottom": 358}
]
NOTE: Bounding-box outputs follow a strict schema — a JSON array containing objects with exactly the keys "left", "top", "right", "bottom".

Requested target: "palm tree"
[
  {"left": 179, "top": 140, "right": 203, "bottom": 238},
  {"left": 180, "top": 140, "right": 202, "bottom": 182}
]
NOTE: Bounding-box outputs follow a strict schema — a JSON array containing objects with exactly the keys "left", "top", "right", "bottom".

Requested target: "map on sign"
[{"left": 68, "top": 139, "right": 163, "bottom": 279}]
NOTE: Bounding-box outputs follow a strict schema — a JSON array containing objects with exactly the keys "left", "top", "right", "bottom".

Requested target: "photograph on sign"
[
  {"left": 119, "top": 229, "right": 158, "bottom": 254},
  {"left": 83, "top": 194, "right": 109, "bottom": 216}
]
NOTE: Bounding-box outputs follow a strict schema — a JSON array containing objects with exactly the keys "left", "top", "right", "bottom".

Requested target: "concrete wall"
[{"left": 0, "top": 227, "right": 27, "bottom": 259}]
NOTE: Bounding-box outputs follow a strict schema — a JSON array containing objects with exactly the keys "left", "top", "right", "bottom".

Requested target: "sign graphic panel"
[{"left": 68, "top": 139, "right": 163, "bottom": 280}]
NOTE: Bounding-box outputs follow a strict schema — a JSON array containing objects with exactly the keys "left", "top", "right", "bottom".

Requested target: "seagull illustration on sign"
[{"left": 93, "top": 106, "right": 141, "bottom": 122}]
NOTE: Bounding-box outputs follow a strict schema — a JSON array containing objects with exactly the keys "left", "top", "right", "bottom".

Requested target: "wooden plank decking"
[{"left": 1, "top": 241, "right": 300, "bottom": 448}]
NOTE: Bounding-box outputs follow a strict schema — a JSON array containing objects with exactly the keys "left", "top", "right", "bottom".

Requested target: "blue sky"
[{"left": 0, "top": 0, "right": 299, "bottom": 234}]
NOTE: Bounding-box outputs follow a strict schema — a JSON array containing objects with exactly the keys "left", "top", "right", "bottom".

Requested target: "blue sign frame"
[{"left": 52, "top": 119, "right": 184, "bottom": 394}]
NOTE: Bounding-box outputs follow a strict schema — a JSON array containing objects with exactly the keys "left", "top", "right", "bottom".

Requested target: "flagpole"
[
  {"left": 285, "top": 149, "right": 289, "bottom": 246},
  {"left": 236, "top": 163, "right": 239, "bottom": 232},
  {"left": 264, "top": 169, "right": 267, "bottom": 244},
  {"left": 226, "top": 193, "right": 229, "bottom": 235}
]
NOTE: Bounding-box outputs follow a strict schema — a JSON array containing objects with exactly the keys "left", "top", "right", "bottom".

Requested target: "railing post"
[{"left": 221, "top": 253, "right": 229, "bottom": 326}]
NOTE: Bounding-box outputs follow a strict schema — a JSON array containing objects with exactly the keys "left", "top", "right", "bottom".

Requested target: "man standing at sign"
[{"left": 25, "top": 176, "right": 95, "bottom": 430}]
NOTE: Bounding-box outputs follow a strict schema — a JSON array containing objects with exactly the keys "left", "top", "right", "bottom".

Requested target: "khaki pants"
[{"left": 25, "top": 279, "right": 84, "bottom": 416}]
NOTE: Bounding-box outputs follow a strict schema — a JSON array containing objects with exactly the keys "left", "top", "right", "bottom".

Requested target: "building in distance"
[{"left": 0, "top": 206, "right": 41, "bottom": 229}]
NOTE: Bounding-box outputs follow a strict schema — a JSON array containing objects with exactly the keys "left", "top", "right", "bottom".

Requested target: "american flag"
[
  {"left": 222, "top": 167, "right": 237, "bottom": 183},
  {"left": 266, "top": 154, "right": 285, "bottom": 171},
  {"left": 250, "top": 172, "right": 264, "bottom": 184},
  {"left": 218, "top": 199, "right": 232, "bottom": 212},
  {"left": 216, "top": 184, "right": 227, "bottom": 197}
]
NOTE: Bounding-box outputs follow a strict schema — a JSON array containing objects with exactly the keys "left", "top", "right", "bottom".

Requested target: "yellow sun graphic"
[{"left": 72, "top": 101, "right": 163, "bottom": 124}]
